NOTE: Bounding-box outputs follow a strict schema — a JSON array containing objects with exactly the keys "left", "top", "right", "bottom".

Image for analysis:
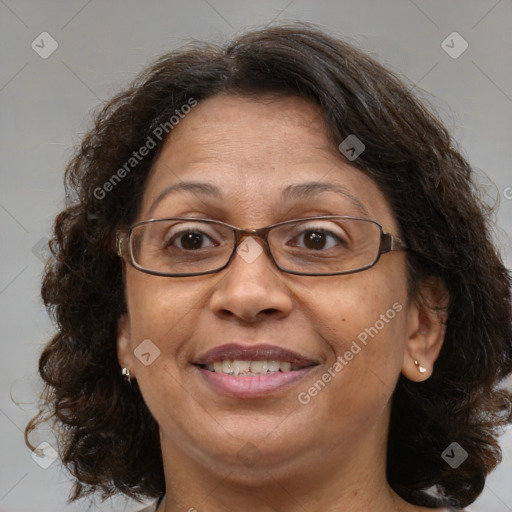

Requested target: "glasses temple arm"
[
  {"left": 381, "top": 233, "right": 408, "bottom": 253},
  {"left": 116, "top": 231, "right": 129, "bottom": 258}
]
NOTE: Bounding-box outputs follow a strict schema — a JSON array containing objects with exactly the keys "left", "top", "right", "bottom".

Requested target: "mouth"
[
  {"left": 192, "top": 343, "right": 319, "bottom": 398},
  {"left": 198, "top": 359, "right": 311, "bottom": 375}
]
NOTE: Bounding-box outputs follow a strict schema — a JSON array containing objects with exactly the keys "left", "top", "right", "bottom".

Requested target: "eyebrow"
[
  {"left": 147, "top": 180, "right": 369, "bottom": 218},
  {"left": 282, "top": 182, "right": 369, "bottom": 216},
  {"left": 147, "top": 181, "right": 222, "bottom": 217}
]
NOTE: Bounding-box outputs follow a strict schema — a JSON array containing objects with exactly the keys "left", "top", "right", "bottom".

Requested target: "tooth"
[
  {"left": 280, "top": 362, "right": 291, "bottom": 372},
  {"left": 268, "top": 360, "right": 280, "bottom": 372},
  {"left": 209, "top": 360, "right": 297, "bottom": 374},
  {"left": 250, "top": 361, "right": 267, "bottom": 374},
  {"left": 222, "top": 360, "right": 234, "bottom": 374},
  {"left": 233, "top": 360, "right": 251, "bottom": 375}
]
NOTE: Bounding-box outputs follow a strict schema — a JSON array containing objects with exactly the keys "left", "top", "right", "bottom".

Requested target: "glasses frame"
[{"left": 116, "top": 215, "right": 408, "bottom": 277}]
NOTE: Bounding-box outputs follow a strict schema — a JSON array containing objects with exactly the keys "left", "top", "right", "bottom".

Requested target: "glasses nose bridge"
[{"left": 232, "top": 225, "right": 273, "bottom": 253}]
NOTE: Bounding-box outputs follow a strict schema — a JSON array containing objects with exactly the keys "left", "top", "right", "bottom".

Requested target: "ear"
[
  {"left": 117, "top": 313, "right": 134, "bottom": 376},
  {"left": 402, "top": 278, "right": 449, "bottom": 382}
]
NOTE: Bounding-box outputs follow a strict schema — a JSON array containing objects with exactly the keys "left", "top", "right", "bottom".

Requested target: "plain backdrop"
[{"left": 1, "top": 1, "right": 511, "bottom": 511}]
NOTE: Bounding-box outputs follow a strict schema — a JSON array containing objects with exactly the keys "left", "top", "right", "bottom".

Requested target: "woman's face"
[{"left": 117, "top": 93, "right": 434, "bottom": 480}]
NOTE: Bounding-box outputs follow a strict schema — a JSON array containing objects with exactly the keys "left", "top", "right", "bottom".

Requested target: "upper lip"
[{"left": 192, "top": 343, "right": 319, "bottom": 367}]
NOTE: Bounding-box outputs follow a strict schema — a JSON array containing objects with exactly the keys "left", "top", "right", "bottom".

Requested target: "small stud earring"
[
  {"left": 121, "top": 367, "right": 132, "bottom": 382},
  {"left": 414, "top": 360, "right": 427, "bottom": 374}
]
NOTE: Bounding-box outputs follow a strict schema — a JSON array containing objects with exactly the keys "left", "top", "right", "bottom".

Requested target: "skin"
[{"left": 117, "top": 94, "right": 449, "bottom": 512}]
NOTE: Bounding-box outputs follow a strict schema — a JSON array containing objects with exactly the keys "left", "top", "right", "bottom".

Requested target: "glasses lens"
[
  {"left": 130, "top": 219, "right": 234, "bottom": 275},
  {"left": 270, "top": 217, "right": 382, "bottom": 274}
]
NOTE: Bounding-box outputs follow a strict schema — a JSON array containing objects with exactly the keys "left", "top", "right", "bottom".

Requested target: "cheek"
[
  {"left": 127, "top": 272, "right": 190, "bottom": 330},
  {"left": 287, "top": 278, "right": 408, "bottom": 447},
  {"left": 314, "top": 265, "right": 406, "bottom": 346},
  {"left": 122, "top": 273, "right": 203, "bottom": 431},
  {"left": 306, "top": 264, "right": 408, "bottom": 401},
  {"left": 124, "top": 271, "right": 209, "bottom": 367}
]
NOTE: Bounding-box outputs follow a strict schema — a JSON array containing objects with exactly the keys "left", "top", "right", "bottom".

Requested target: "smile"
[
  {"left": 201, "top": 359, "right": 311, "bottom": 375},
  {"left": 192, "top": 343, "right": 319, "bottom": 398}
]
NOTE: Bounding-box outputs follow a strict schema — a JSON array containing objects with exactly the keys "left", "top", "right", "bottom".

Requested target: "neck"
[{"left": 156, "top": 408, "right": 417, "bottom": 512}]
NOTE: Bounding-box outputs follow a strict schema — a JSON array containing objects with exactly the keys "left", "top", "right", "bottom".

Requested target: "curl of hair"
[{"left": 25, "top": 22, "right": 512, "bottom": 508}]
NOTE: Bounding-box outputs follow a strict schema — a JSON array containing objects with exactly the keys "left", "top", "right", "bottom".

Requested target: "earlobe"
[
  {"left": 117, "top": 313, "right": 133, "bottom": 372},
  {"left": 401, "top": 278, "right": 449, "bottom": 382}
]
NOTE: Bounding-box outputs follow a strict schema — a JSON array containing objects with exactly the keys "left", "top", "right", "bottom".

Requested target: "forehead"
[{"left": 139, "top": 94, "right": 397, "bottom": 231}]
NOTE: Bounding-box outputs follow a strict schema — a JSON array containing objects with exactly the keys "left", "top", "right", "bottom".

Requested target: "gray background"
[{"left": 1, "top": 1, "right": 511, "bottom": 511}]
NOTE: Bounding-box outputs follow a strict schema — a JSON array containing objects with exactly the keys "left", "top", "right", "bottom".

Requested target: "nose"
[{"left": 208, "top": 236, "right": 293, "bottom": 323}]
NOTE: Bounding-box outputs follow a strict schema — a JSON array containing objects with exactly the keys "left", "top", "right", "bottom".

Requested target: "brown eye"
[
  {"left": 287, "top": 224, "right": 347, "bottom": 251},
  {"left": 166, "top": 229, "right": 217, "bottom": 250}
]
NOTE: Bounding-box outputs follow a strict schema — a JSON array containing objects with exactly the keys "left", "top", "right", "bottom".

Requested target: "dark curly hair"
[{"left": 25, "top": 22, "right": 512, "bottom": 509}]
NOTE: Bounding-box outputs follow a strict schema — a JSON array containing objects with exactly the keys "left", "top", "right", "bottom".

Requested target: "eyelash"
[{"left": 165, "top": 226, "right": 346, "bottom": 251}]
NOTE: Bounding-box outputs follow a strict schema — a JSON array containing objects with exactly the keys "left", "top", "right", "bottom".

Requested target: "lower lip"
[{"left": 194, "top": 366, "right": 317, "bottom": 398}]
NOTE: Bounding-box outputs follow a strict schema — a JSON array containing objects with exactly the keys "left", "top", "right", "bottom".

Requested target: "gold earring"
[
  {"left": 122, "top": 367, "right": 132, "bottom": 382},
  {"left": 414, "top": 360, "right": 427, "bottom": 374}
]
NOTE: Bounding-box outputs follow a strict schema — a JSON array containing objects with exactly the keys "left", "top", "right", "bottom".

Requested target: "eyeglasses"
[{"left": 116, "top": 215, "right": 408, "bottom": 277}]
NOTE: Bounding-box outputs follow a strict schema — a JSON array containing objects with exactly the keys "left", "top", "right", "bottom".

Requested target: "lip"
[
  {"left": 191, "top": 343, "right": 320, "bottom": 398},
  {"left": 194, "top": 364, "right": 318, "bottom": 398},
  {"left": 192, "top": 343, "right": 319, "bottom": 366}
]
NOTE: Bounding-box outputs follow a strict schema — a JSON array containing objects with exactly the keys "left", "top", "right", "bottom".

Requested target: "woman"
[{"left": 26, "top": 23, "right": 512, "bottom": 512}]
